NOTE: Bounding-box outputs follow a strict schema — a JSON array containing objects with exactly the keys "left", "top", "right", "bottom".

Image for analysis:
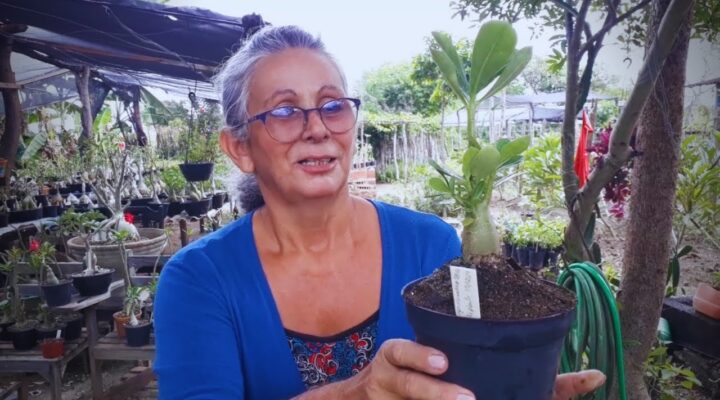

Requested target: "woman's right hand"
[{"left": 345, "top": 339, "right": 475, "bottom": 400}]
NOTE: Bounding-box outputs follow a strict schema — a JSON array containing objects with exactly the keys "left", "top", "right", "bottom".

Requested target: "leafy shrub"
[
  {"left": 521, "top": 133, "right": 563, "bottom": 209},
  {"left": 675, "top": 132, "right": 719, "bottom": 240}
]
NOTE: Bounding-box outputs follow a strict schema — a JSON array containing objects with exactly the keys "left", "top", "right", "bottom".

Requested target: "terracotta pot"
[
  {"left": 693, "top": 283, "right": 720, "bottom": 319},
  {"left": 41, "top": 338, "right": 65, "bottom": 359},
  {"left": 113, "top": 310, "right": 142, "bottom": 338}
]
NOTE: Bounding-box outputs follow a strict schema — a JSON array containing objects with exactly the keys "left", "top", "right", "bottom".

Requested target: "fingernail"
[
  {"left": 456, "top": 393, "right": 475, "bottom": 400},
  {"left": 428, "top": 354, "right": 446, "bottom": 370},
  {"left": 584, "top": 370, "right": 606, "bottom": 387}
]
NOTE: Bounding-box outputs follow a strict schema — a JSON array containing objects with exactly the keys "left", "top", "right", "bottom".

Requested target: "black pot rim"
[
  {"left": 124, "top": 320, "right": 153, "bottom": 329},
  {"left": 7, "top": 320, "right": 38, "bottom": 332},
  {"left": 70, "top": 269, "right": 114, "bottom": 279},
  {"left": 41, "top": 279, "right": 73, "bottom": 288},
  {"left": 401, "top": 275, "right": 576, "bottom": 324}
]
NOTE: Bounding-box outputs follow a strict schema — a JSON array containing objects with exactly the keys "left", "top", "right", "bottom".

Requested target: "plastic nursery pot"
[
  {"left": 0, "top": 320, "right": 15, "bottom": 341},
  {"left": 35, "top": 194, "right": 49, "bottom": 207},
  {"left": 0, "top": 212, "right": 9, "bottom": 227},
  {"left": 7, "top": 321, "right": 38, "bottom": 350},
  {"left": 517, "top": 246, "right": 531, "bottom": 267},
  {"left": 8, "top": 207, "right": 43, "bottom": 223},
  {"left": 211, "top": 192, "right": 227, "bottom": 210},
  {"left": 693, "top": 283, "right": 720, "bottom": 320},
  {"left": 42, "top": 205, "right": 59, "bottom": 218},
  {"left": 183, "top": 198, "right": 211, "bottom": 217},
  {"left": 41, "top": 338, "right": 65, "bottom": 359},
  {"left": 124, "top": 320, "right": 153, "bottom": 347},
  {"left": 41, "top": 280, "right": 74, "bottom": 307},
  {"left": 166, "top": 201, "right": 184, "bottom": 217},
  {"left": 129, "top": 197, "right": 154, "bottom": 206},
  {"left": 402, "top": 278, "right": 575, "bottom": 400},
  {"left": 179, "top": 162, "right": 214, "bottom": 182},
  {"left": 36, "top": 323, "right": 66, "bottom": 341},
  {"left": 113, "top": 310, "right": 143, "bottom": 338},
  {"left": 71, "top": 269, "right": 114, "bottom": 297},
  {"left": 529, "top": 246, "right": 547, "bottom": 271},
  {"left": 502, "top": 242, "right": 513, "bottom": 258},
  {"left": 59, "top": 313, "right": 84, "bottom": 341}
]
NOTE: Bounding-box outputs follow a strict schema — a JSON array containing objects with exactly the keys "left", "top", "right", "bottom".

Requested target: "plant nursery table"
[{"left": 0, "top": 279, "right": 122, "bottom": 400}]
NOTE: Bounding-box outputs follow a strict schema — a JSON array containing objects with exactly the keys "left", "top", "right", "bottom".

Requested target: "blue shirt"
[{"left": 153, "top": 201, "right": 461, "bottom": 399}]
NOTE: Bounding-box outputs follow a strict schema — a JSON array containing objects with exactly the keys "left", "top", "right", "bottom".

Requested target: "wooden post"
[
  {"left": 392, "top": 128, "right": 399, "bottom": 181},
  {"left": 74, "top": 66, "right": 94, "bottom": 148},
  {"left": 0, "top": 24, "right": 27, "bottom": 187},
  {"left": 179, "top": 219, "right": 188, "bottom": 248}
]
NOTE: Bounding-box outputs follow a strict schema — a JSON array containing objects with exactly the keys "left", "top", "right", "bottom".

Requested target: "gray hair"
[{"left": 215, "top": 25, "right": 347, "bottom": 141}]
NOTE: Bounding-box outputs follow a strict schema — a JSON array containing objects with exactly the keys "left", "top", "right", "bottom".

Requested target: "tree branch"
[
  {"left": 566, "top": 0, "right": 696, "bottom": 260},
  {"left": 579, "top": 0, "right": 652, "bottom": 55}
]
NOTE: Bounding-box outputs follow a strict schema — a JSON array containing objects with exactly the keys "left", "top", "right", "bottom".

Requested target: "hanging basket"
[{"left": 179, "top": 163, "right": 214, "bottom": 182}]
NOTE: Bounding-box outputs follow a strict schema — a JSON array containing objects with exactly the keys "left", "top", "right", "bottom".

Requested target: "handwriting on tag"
[{"left": 450, "top": 265, "right": 481, "bottom": 319}]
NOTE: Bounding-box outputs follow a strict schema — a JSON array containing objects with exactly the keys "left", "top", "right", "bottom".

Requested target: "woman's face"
[{"left": 228, "top": 48, "right": 355, "bottom": 204}]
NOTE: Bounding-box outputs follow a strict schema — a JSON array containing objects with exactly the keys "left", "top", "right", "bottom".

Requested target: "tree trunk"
[
  {"left": 617, "top": 1, "right": 693, "bottom": 399},
  {"left": 401, "top": 123, "right": 408, "bottom": 181},
  {"left": 74, "top": 66, "right": 93, "bottom": 147},
  {"left": 130, "top": 86, "right": 148, "bottom": 146},
  {"left": 392, "top": 129, "right": 399, "bottom": 181},
  {"left": 0, "top": 24, "right": 27, "bottom": 187}
]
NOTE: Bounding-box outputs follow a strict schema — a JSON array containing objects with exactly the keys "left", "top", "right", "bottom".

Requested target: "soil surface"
[{"left": 404, "top": 255, "right": 576, "bottom": 320}]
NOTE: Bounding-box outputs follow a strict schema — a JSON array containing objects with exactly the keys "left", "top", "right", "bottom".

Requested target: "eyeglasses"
[{"left": 240, "top": 97, "right": 361, "bottom": 143}]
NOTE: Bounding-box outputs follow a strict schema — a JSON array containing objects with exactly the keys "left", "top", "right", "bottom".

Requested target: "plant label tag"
[{"left": 450, "top": 265, "right": 481, "bottom": 319}]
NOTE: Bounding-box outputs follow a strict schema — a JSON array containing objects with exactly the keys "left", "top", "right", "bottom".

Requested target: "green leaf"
[
  {"left": 495, "top": 138, "right": 510, "bottom": 152},
  {"left": 469, "top": 21, "right": 517, "bottom": 97},
  {"left": 471, "top": 145, "right": 502, "bottom": 180},
  {"left": 431, "top": 49, "right": 468, "bottom": 104},
  {"left": 591, "top": 242, "right": 602, "bottom": 264},
  {"left": 584, "top": 213, "right": 596, "bottom": 247},
  {"left": 500, "top": 136, "right": 531, "bottom": 161},
  {"left": 431, "top": 31, "right": 468, "bottom": 91},
  {"left": 479, "top": 46, "right": 533, "bottom": 103},
  {"left": 462, "top": 147, "right": 480, "bottom": 177},
  {"left": 428, "top": 177, "right": 451, "bottom": 193},
  {"left": 429, "top": 159, "right": 463, "bottom": 181},
  {"left": 677, "top": 245, "right": 693, "bottom": 258},
  {"left": 20, "top": 131, "right": 48, "bottom": 162}
]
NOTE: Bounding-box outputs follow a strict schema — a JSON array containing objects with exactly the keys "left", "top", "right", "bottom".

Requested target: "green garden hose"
[{"left": 557, "top": 262, "right": 627, "bottom": 400}]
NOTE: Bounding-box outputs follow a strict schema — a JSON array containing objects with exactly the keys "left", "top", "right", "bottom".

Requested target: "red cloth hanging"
[{"left": 574, "top": 110, "right": 593, "bottom": 188}]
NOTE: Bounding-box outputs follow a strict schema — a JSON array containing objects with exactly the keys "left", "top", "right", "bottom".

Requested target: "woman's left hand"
[{"left": 553, "top": 370, "right": 606, "bottom": 399}]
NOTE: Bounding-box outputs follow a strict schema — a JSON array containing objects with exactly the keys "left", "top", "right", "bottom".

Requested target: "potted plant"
[
  {"left": 123, "top": 285, "right": 152, "bottom": 347},
  {"left": 179, "top": 95, "right": 220, "bottom": 182},
  {"left": 8, "top": 180, "right": 43, "bottom": 223},
  {"left": 161, "top": 166, "right": 187, "bottom": 217},
  {"left": 0, "top": 298, "right": 13, "bottom": 341},
  {"left": 693, "top": 272, "right": 720, "bottom": 319},
  {"left": 35, "top": 307, "right": 65, "bottom": 341},
  {"left": 2, "top": 247, "right": 39, "bottom": 349},
  {"left": 401, "top": 21, "right": 576, "bottom": 399},
  {"left": 0, "top": 187, "right": 11, "bottom": 227},
  {"left": 28, "top": 239, "right": 73, "bottom": 307},
  {"left": 41, "top": 333, "right": 65, "bottom": 359},
  {"left": 183, "top": 182, "right": 211, "bottom": 217},
  {"left": 55, "top": 311, "right": 83, "bottom": 341}
]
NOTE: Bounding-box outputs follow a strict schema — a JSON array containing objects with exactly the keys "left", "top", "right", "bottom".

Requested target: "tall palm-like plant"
[{"left": 428, "top": 21, "right": 532, "bottom": 259}]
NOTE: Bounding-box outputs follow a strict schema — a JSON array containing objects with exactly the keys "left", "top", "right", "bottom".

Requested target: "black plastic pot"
[
  {"left": 517, "top": 246, "right": 530, "bottom": 267},
  {"left": 179, "top": 162, "right": 214, "bottom": 182},
  {"left": 0, "top": 320, "right": 15, "bottom": 341},
  {"left": 529, "top": 246, "right": 547, "bottom": 271},
  {"left": 403, "top": 278, "right": 575, "bottom": 399},
  {"left": 71, "top": 270, "right": 114, "bottom": 297},
  {"left": 8, "top": 207, "right": 43, "bottom": 223},
  {"left": 41, "top": 280, "right": 74, "bottom": 307},
  {"left": 183, "top": 198, "right": 211, "bottom": 217},
  {"left": 59, "top": 313, "right": 84, "bottom": 341},
  {"left": 502, "top": 242, "right": 513, "bottom": 258},
  {"left": 211, "top": 192, "right": 227, "bottom": 210},
  {"left": 130, "top": 197, "right": 154, "bottom": 206},
  {"left": 0, "top": 212, "right": 8, "bottom": 228},
  {"left": 8, "top": 322, "right": 38, "bottom": 350},
  {"left": 42, "top": 205, "right": 59, "bottom": 218},
  {"left": 125, "top": 320, "right": 153, "bottom": 347},
  {"left": 662, "top": 296, "right": 720, "bottom": 358},
  {"left": 167, "top": 201, "right": 184, "bottom": 217},
  {"left": 36, "top": 323, "right": 66, "bottom": 341}
]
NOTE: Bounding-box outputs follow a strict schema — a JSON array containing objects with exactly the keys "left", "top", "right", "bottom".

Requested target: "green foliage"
[
  {"left": 428, "top": 21, "right": 532, "bottom": 258},
  {"left": 521, "top": 133, "right": 563, "bottom": 209},
  {"left": 675, "top": 132, "right": 720, "bottom": 240},
  {"left": 644, "top": 346, "right": 702, "bottom": 399},
  {"left": 665, "top": 245, "right": 692, "bottom": 297},
  {"left": 161, "top": 167, "right": 187, "bottom": 201},
  {"left": 56, "top": 209, "right": 104, "bottom": 238},
  {"left": 506, "top": 218, "right": 566, "bottom": 248}
]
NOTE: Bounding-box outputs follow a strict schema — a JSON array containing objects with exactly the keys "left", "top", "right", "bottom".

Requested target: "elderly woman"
[{"left": 154, "top": 25, "right": 604, "bottom": 400}]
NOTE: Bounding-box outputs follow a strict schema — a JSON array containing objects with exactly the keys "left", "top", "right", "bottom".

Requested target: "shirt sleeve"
[{"left": 153, "top": 248, "right": 244, "bottom": 399}]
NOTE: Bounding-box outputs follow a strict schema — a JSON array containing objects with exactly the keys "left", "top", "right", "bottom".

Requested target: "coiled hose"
[{"left": 557, "top": 262, "right": 627, "bottom": 400}]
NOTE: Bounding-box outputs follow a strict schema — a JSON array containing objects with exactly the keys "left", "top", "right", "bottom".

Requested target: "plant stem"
[{"left": 462, "top": 201, "right": 499, "bottom": 259}]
